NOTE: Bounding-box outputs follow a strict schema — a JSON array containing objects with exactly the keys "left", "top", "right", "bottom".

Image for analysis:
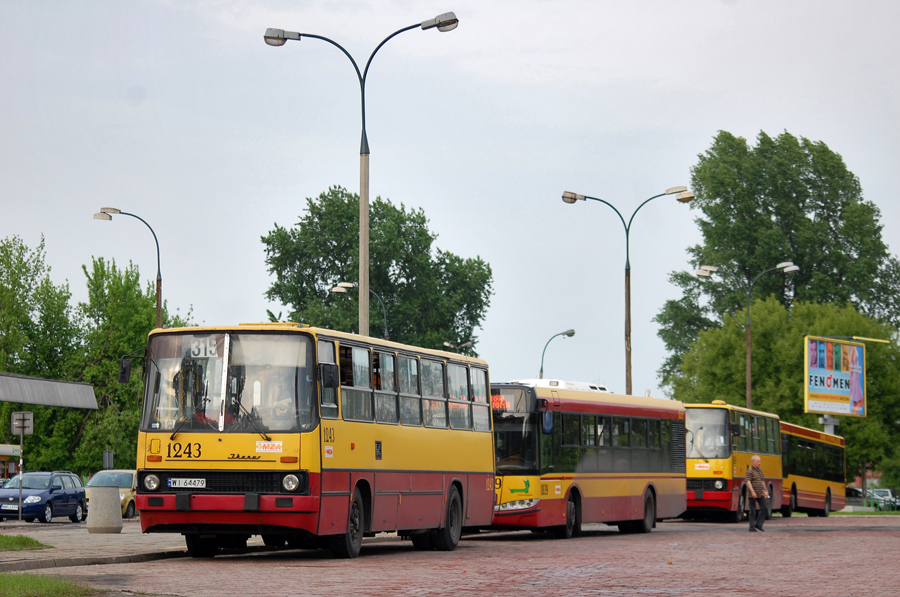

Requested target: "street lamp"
[
  {"left": 561, "top": 187, "right": 693, "bottom": 394},
  {"left": 331, "top": 282, "right": 389, "bottom": 340},
  {"left": 93, "top": 208, "right": 163, "bottom": 329},
  {"left": 443, "top": 341, "right": 473, "bottom": 352},
  {"left": 697, "top": 262, "right": 800, "bottom": 409},
  {"left": 539, "top": 329, "right": 575, "bottom": 379},
  {"left": 265, "top": 12, "right": 459, "bottom": 338}
]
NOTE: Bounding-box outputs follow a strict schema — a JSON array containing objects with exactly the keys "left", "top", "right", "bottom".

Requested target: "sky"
[{"left": 2, "top": 1, "right": 899, "bottom": 397}]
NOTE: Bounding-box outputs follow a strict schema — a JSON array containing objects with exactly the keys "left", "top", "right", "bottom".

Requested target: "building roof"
[{"left": 0, "top": 372, "right": 98, "bottom": 410}]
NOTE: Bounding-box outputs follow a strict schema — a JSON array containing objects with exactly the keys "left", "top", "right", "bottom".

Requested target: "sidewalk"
[{"left": 0, "top": 517, "right": 188, "bottom": 572}]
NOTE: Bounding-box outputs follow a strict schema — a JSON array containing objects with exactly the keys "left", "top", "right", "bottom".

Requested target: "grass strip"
[
  {"left": 0, "top": 536, "right": 51, "bottom": 552},
  {"left": 833, "top": 510, "right": 900, "bottom": 515},
  {"left": 0, "top": 572, "right": 96, "bottom": 597}
]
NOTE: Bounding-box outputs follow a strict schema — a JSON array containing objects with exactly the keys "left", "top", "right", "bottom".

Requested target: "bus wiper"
[
  {"left": 234, "top": 398, "right": 272, "bottom": 442},
  {"left": 170, "top": 417, "right": 191, "bottom": 441},
  {"left": 688, "top": 426, "right": 709, "bottom": 462}
]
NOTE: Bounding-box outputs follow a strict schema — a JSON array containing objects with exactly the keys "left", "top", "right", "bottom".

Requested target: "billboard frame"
[{"left": 804, "top": 335, "right": 866, "bottom": 418}]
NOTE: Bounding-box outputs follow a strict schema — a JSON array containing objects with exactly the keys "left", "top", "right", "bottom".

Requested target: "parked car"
[
  {"left": 0, "top": 471, "right": 86, "bottom": 523},
  {"left": 85, "top": 470, "right": 137, "bottom": 519},
  {"left": 871, "top": 489, "right": 898, "bottom": 511}
]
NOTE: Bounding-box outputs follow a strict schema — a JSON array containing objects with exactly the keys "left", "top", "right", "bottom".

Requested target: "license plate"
[
  {"left": 168, "top": 478, "right": 206, "bottom": 489},
  {"left": 1, "top": 504, "right": 18, "bottom": 510}
]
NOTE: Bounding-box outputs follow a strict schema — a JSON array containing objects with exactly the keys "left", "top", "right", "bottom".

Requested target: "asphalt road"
[{"left": 20, "top": 515, "right": 900, "bottom": 596}]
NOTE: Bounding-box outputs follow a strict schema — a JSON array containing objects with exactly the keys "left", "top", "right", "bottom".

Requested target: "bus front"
[
  {"left": 491, "top": 384, "right": 542, "bottom": 528},
  {"left": 684, "top": 404, "right": 735, "bottom": 517},
  {"left": 135, "top": 327, "right": 321, "bottom": 556}
]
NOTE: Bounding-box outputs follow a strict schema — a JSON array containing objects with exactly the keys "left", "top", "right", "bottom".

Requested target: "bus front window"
[
  {"left": 141, "top": 333, "right": 317, "bottom": 434},
  {"left": 491, "top": 388, "right": 538, "bottom": 475},
  {"left": 685, "top": 408, "right": 730, "bottom": 460}
]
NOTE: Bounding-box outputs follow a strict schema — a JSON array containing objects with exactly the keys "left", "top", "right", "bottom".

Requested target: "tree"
[
  {"left": 674, "top": 298, "right": 900, "bottom": 482},
  {"left": 655, "top": 130, "right": 900, "bottom": 388},
  {"left": 262, "top": 186, "right": 493, "bottom": 353}
]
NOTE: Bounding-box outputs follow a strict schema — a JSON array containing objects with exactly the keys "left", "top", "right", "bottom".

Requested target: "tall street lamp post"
[
  {"left": 562, "top": 188, "right": 694, "bottom": 394},
  {"left": 332, "top": 282, "right": 389, "bottom": 340},
  {"left": 93, "top": 208, "right": 163, "bottom": 329},
  {"left": 697, "top": 262, "right": 800, "bottom": 409},
  {"left": 539, "top": 329, "right": 575, "bottom": 379},
  {"left": 264, "top": 12, "right": 459, "bottom": 338}
]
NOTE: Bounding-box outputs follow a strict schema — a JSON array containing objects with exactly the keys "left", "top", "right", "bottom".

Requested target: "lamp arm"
[
  {"left": 369, "top": 289, "right": 389, "bottom": 339},
  {"left": 626, "top": 192, "right": 667, "bottom": 231},
  {"left": 539, "top": 331, "right": 566, "bottom": 378},
  {"left": 744, "top": 266, "right": 780, "bottom": 325},
  {"left": 120, "top": 212, "right": 161, "bottom": 280}
]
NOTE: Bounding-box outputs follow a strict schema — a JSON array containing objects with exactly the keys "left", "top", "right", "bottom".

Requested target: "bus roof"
[
  {"left": 505, "top": 379, "right": 611, "bottom": 393},
  {"left": 780, "top": 420, "right": 845, "bottom": 446},
  {"left": 684, "top": 402, "right": 781, "bottom": 420},
  {"left": 147, "top": 323, "right": 488, "bottom": 366},
  {"left": 495, "top": 382, "right": 684, "bottom": 420}
]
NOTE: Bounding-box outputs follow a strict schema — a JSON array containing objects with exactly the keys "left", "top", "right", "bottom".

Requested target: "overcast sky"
[{"left": 2, "top": 1, "right": 898, "bottom": 397}]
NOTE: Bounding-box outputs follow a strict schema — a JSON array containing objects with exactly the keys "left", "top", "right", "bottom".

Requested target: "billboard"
[{"left": 804, "top": 335, "right": 866, "bottom": 417}]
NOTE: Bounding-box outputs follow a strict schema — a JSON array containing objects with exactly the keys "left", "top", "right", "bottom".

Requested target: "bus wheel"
[
  {"left": 822, "top": 492, "right": 831, "bottom": 518},
  {"left": 781, "top": 489, "right": 795, "bottom": 518},
  {"left": 184, "top": 535, "right": 218, "bottom": 558},
  {"left": 730, "top": 491, "right": 745, "bottom": 524},
  {"left": 765, "top": 485, "right": 774, "bottom": 520},
  {"left": 553, "top": 494, "right": 579, "bottom": 539},
  {"left": 331, "top": 487, "right": 364, "bottom": 558},
  {"left": 434, "top": 486, "right": 463, "bottom": 551},
  {"left": 636, "top": 493, "right": 656, "bottom": 534}
]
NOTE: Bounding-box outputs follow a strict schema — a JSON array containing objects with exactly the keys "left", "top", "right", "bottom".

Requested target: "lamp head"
[
  {"left": 564, "top": 329, "right": 575, "bottom": 337},
  {"left": 264, "top": 28, "right": 287, "bottom": 46},
  {"left": 776, "top": 261, "right": 794, "bottom": 269},
  {"left": 460, "top": 341, "right": 473, "bottom": 348},
  {"left": 783, "top": 265, "right": 800, "bottom": 274},
  {"left": 93, "top": 212, "right": 112, "bottom": 221},
  {"left": 337, "top": 282, "right": 356, "bottom": 288},
  {"left": 700, "top": 265, "right": 718, "bottom": 272},
  {"left": 331, "top": 287, "right": 347, "bottom": 293},
  {"left": 422, "top": 12, "right": 459, "bottom": 31},
  {"left": 562, "top": 191, "right": 584, "bottom": 204},
  {"left": 665, "top": 186, "right": 687, "bottom": 195},
  {"left": 675, "top": 190, "right": 695, "bottom": 203},
  {"left": 100, "top": 207, "right": 121, "bottom": 214},
  {"left": 695, "top": 269, "right": 711, "bottom": 278}
]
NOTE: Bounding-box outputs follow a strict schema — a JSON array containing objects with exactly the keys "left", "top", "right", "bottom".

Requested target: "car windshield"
[
  {"left": 685, "top": 408, "right": 731, "bottom": 459},
  {"left": 87, "top": 472, "right": 134, "bottom": 488},
  {"left": 3, "top": 474, "right": 51, "bottom": 490},
  {"left": 141, "top": 332, "right": 317, "bottom": 434}
]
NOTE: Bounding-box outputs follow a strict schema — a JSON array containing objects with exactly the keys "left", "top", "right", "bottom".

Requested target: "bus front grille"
[{"left": 138, "top": 470, "right": 308, "bottom": 495}]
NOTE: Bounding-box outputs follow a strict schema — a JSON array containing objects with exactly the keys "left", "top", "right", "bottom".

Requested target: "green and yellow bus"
[
  {"left": 684, "top": 402, "right": 783, "bottom": 522},
  {"left": 132, "top": 324, "right": 495, "bottom": 558},
  {"left": 491, "top": 380, "right": 686, "bottom": 537}
]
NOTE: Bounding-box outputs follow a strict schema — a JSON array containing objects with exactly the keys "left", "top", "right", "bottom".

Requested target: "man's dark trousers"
[{"left": 749, "top": 496, "right": 767, "bottom": 531}]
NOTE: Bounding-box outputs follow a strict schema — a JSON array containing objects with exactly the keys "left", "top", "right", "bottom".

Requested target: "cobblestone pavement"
[{"left": 12, "top": 515, "right": 900, "bottom": 596}]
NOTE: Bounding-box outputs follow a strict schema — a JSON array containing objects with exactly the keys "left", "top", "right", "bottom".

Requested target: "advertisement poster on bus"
[{"left": 804, "top": 335, "right": 866, "bottom": 417}]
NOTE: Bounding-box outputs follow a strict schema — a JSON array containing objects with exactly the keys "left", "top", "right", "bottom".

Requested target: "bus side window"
[
  {"left": 768, "top": 419, "right": 778, "bottom": 455},
  {"left": 318, "top": 340, "right": 338, "bottom": 419},
  {"left": 471, "top": 368, "right": 491, "bottom": 432},
  {"left": 398, "top": 355, "right": 422, "bottom": 426},
  {"left": 374, "top": 351, "right": 398, "bottom": 424},
  {"left": 340, "top": 345, "right": 374, "bottom": 422},
  {"left": 447, "top": 364, "right": 471, "bottom": 430},
  {"left": 759, "top": 417, "right": 768, "bottom": 454},
  {"left": 421, "top": 360, "right": 447, "bottom": 428}
]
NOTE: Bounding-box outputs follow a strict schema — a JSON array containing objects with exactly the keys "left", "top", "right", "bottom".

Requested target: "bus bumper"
[
  {"left": 137, "top": 494, "right": 320, "bottom": 534},
  {"left": 686, "top": 490, "right": 733, "bottom": 511}
]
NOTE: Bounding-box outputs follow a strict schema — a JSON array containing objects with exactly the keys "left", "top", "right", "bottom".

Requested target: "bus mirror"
[
  {"left": 320, "top": 363, "right": 339, "bottom": 389},
  {"left": 542, "top": 410, "right": 553, "bottom": 435},
  {"left": 536, "top": 398, "right": 549, "bottom": 412},
  {"left": 732, "top": 423, "right": 741, "bottom": 436},
  {"left": 117, "top": 358, "right": 132, "bottom": 384}
]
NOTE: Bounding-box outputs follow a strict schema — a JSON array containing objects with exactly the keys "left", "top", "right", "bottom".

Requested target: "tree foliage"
[
  {"left": 262, "top": 186, "right": 493, "bottom": 353},
  {"left": 655, "top": 130, "right": 900, "bottom": 387},
  {"left": 1, "top": 235, "right": 190, "bottom": 476},
  {"left": 675, "top": 298, "right": 900, "bottom": 481}
]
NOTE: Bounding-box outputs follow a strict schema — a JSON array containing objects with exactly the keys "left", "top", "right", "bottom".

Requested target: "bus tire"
[
  {"left": 781, "top": 488, "right": 795, "bottom": 518},
  {"left": 730, "top": 490, "right": 745, "bottom": 524},
  {"left": 765, "top": 485, "right": 774, "bottom": 520},
  {"left": 433, "top": 486, "right": 463, "bottom": 551},
  {"left": 636, "top": 492, "right": 656, "bottom": 534},
  {"left": 553, "top": 493, "right": 580, "bottom": 539},
  {"left": 330, "top": 487, "right": 364, "bottom": 559},
  {"left": 822, "top": 492, "right": 831, "bottom": 518},
  {"left": 184, "top": 534, "right": 218, "bottom": 558}
]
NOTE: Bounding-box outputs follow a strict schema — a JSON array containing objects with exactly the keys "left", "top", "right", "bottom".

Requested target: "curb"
[{"left": 0, "top": 549, "right": 186, "bottom": 572}]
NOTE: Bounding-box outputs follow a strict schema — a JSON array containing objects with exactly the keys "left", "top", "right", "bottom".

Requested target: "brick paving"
[{"left": 9, "top": 515, "right": 899, "bottom": 596}]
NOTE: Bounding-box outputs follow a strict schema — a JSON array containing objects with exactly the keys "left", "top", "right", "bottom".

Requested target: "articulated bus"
[
  {"left": 132, "top": 323, "right": 495, "bottom": 558},
  {"left": 490, "top": 380, "right": 686, "bottom": 537},
  {"left": 779, "top": 421, "right": 845, "bottom": 517},
  {"left": 684, "top": 402, "right": 783, "bottom": 522}
]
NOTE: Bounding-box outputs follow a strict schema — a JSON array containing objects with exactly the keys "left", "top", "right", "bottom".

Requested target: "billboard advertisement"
[{"left": 804, "top": 335, "right": 866, "bottom": 417}]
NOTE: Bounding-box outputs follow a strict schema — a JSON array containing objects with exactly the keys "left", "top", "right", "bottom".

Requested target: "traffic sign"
[{"left": 11, "top": 411, "right": 33, "bottom": 436}]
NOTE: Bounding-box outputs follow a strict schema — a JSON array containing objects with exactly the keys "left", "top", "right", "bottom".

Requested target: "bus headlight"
[
  {"left": 282, "top": 474, "right": 300, "bottom": 492},
  {"left": 144, "top": 474, "right": 160, "bottom": 491},
  {"left": 714, "top": 480, "right": 724, "bottom": 490},
  {"left": 496, "top": 499, "right": 539, "bottom": 511}
]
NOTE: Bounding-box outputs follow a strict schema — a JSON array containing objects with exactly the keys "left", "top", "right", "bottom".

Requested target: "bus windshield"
[
  {"left": 685, "top": 408, "right": 730, "bottom": 460},
  {"left": 492, "top": 387, "right": 538, "bottom": 475},
  {"left": 141, "top": 332, "right": 317, "bottom": 434}
]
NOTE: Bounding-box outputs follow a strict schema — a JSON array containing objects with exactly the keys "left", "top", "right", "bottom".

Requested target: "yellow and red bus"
[
  {"left": 131, "top": 324, "right": 495, "bottom": 558},
  {"left": 490, "top": 380, "right": 686, "bottom": 537},
  {"left": 684, "top": 402, "right": 783, "bottom": 522},
  {"left": 779, "top": 421, "right": 845, "bottom": 517}
]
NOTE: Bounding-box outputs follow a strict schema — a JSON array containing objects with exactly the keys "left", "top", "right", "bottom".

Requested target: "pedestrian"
[{"left": 746, "top": 455, "right": 768, "bottom": 532}]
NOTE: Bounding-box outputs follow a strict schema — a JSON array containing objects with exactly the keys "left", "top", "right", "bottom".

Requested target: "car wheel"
[
  {"left": 69, "top": 502, "right": 84, "bottom": 523},
  {"left": 124, "top": 501, "right": 136, "bottom": 519},
  {"left": 39, "top": 503, "right": 53, "bottom": 524}
]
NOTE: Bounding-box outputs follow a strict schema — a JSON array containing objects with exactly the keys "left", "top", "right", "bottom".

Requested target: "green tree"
[
  {"left": 674, "top": 298, "right": 900, "bottom": 481},
  {"left": 655, "top": 130, "right": 900, "bottom": 388},
  {"left": 262, "top": 186, "right": 493, "bottom": 353}
]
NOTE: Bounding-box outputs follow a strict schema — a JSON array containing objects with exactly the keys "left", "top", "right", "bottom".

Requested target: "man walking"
[{"left": 746, "top": 455, "right": 768, "bottom": 532}]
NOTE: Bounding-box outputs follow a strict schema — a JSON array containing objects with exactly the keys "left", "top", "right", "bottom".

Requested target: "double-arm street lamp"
[
  {"left": 539, "top": 329, "right": 575, "bottom": 379},
  {"left": 332, "top": 282, "right": 389, "bottom": 340},
  {"left": 562, "top": 187, "right": 694, "bottom": 395},
  {"left": 264, "top": 12, "right": 459, "bottom": 338},
  {"left": 696, "top": 262, "right": 800, "bottom": 409},
  {"left": 93, "top": 207, "right": 162, "bottom": 329},
  {"left": 443, "top": 341, "right": 473, "bottom": 352}
]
